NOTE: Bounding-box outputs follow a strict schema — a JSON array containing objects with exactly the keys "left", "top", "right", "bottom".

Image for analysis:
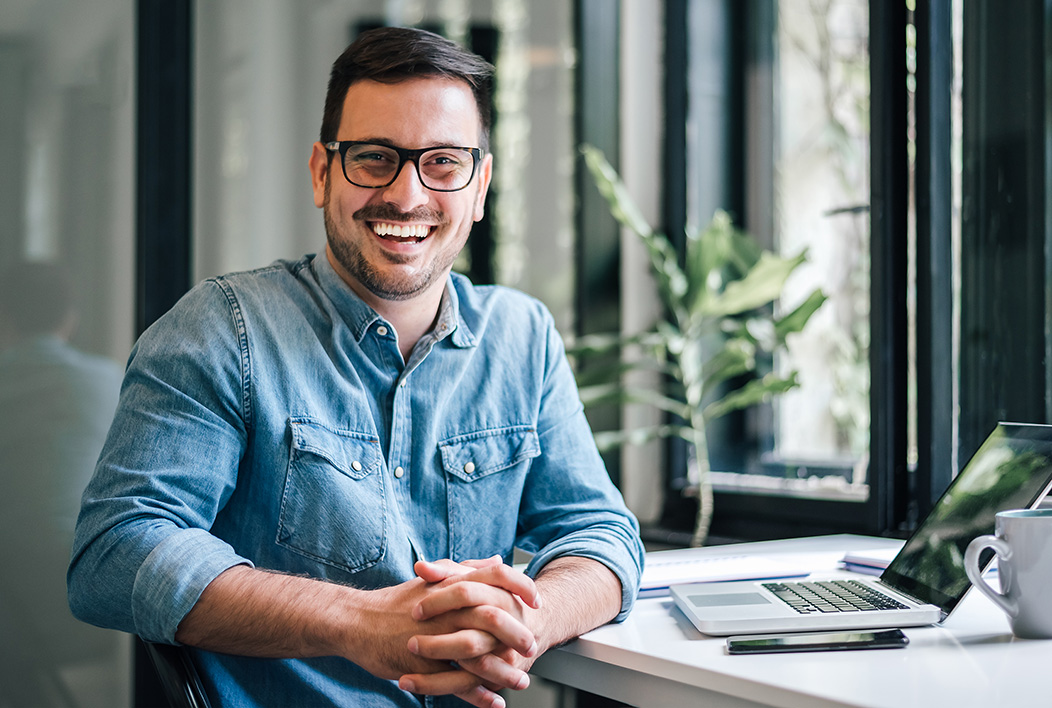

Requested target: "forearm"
[
  {"left": 174, "top": 562, "right": 534, "bottom": 685},
  {"left": 528, "top": 556, "right": 623, "bottom": 654},
  {"left": 174, "top": 565, "right": 359, "bottom": 659}
]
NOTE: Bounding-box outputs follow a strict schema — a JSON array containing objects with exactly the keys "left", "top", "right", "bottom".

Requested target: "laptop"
[{"left": 671, "top": 422, "right": 1052, "bottom": 636}]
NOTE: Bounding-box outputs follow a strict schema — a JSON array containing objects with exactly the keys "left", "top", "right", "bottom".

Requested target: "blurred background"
[{"left": 2, "top": 0, "right": 1048, "bottom": 705}]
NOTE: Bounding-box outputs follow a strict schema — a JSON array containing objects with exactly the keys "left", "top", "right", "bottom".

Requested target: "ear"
[
  {"left": 309, "top": 142, "right": 331, "bottom": 208},
  {"left": 472, "top": 152, "right": 493, "bottom": 222}
]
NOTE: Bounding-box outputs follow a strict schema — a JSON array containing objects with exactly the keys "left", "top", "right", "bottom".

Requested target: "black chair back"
[{"left": 141, "top": 641, "right": 212, "bottom": 708}]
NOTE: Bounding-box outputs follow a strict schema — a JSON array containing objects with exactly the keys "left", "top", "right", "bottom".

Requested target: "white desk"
[{"left": 529, "top": 535, "right": 1052, "bottom": 708}]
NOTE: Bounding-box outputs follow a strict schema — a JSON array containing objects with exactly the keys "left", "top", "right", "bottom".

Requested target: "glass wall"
[
  {"left": 0, "top": 0, "right": 135, "bottom": 705},
  {"left": 193, "top": 0, "right": 578, "bottom": 332}
]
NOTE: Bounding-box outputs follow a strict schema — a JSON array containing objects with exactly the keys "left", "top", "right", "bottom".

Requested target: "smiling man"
[{"left": 68, "top": 26, "right": 643, "bottom": 708}]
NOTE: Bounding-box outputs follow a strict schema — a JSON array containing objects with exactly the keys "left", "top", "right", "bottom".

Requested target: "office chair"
[{"left": 141, "top": 640, "right": 212, "bottom": 708}]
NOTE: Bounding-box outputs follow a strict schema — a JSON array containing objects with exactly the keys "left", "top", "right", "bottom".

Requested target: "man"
[{"left": 68, "top": 26, "right": 643, "bottom": 708}]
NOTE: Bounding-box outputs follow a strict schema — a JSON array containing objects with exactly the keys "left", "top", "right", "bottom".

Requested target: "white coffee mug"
[{"left": 964, "top": 508, "right": 1052, "bottom": 639}]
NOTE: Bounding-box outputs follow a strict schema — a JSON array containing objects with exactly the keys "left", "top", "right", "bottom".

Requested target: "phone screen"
[{"left": 726, "top": 628, "right": 908, "bottom": 654}]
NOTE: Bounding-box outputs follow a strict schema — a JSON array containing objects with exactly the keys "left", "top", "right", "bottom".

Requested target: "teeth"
[{"left": 373, "top": 222, "right": 430, "bottom": 240}]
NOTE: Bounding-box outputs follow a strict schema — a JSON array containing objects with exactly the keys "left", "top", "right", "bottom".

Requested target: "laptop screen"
[{"left": 881, "top": 422, "right": 1052, "bottom": 616}]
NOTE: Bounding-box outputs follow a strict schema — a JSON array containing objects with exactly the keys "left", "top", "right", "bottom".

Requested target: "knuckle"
[
  {"left": 464, "top": 632, "right": 490, "bottom": 656},
  {"left": 475, "top": 604, "right": 502, "bottom": 625}
]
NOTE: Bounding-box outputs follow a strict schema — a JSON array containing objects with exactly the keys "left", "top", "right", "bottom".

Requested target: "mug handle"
[{"left": 964, "top": 535, "right": 1017, "bottom": 617}]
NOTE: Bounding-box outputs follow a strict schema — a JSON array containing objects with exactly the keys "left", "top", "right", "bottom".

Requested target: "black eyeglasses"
[{"left": 324, "top": 141, "right": 483, "bottom": 192}]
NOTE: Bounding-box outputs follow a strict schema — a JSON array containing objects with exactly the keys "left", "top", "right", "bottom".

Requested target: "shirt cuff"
[
  {"left": 524, "top": 533, "right": 644, "bottom": 623},
  {"left": 132, "top": 528, "right": 254, "bottom": 643}
]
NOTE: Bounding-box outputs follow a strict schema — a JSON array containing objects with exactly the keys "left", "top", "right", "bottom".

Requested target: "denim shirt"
[{"left": 68, "top": 254, "right": 644, "bottom": 708}]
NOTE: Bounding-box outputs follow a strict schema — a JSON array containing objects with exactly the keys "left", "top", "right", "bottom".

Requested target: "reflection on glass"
[
  {"left": 885, "top": 424, "right": 1052, "bottom": 610},
  {"left": 0, "top": 264, "right": 125, "bottom": 705},
  {"left": 0, "top": 0, "right": 135, "bottom": 703}
]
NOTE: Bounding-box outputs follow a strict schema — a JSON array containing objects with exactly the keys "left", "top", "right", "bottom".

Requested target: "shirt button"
[
  {"left": 464, "top": 461, "right": 476, "bottom": 474},
  {"left": 400, "top": 379, "right": 407, "bottom": 387},
  {"left": 351, "top": 460, "right": 363, "bottom": 472},
  {"left": 394, "top": 466, "right": 405, "bottom": 479},
  {"left": 377, "top": 325, "right": 389, "bottom": 336}
]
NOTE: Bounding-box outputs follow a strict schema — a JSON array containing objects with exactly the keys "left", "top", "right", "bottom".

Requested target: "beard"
[{"left": 322, "top": 182, "right": 467, "bottom": 302}]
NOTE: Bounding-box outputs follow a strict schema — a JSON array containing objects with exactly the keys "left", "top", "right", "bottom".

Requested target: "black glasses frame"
[{"left": 323, "top": 141, "right": 483, "bottom": 193}]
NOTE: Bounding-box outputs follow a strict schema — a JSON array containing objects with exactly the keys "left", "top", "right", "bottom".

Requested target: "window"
[
  {"left": 717, "top": 0, "right": 873, "bottom": 501},
  {"left": 655, "top": 0, "right": 960, "bottom": 542},
  {"left": 0, "top": 0, "right": 136, "bottom": 703},
  {"left": 654, "top": 0, "right": 1051, "bottom": 544},
  {"left": 655, "top": 0, "right": 898, "bottom": 541}
]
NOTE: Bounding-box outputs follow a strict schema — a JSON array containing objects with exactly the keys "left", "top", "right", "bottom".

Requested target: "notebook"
[
  {"left": 639, "top": 551, "right": 812, "bottom": 598},
  {"left": 671, "top": 422, "right": 1052, "bottom": 636}
]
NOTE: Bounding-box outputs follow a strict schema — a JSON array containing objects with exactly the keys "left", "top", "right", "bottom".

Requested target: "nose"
[{"left": 380, "top": 158, "right": 430, "bottom": 212}]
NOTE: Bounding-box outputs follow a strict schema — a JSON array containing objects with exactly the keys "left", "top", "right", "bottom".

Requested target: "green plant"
[{"left": 572, "top": 145, "right": 827, "bottom": 545}]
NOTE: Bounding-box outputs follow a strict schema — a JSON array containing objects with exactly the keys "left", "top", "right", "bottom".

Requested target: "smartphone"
[{"left": 726, "top": 628, "right": 908, "bottom": 655}]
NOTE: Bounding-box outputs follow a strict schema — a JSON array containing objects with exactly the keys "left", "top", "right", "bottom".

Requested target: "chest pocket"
[
  {"left": 439, "top": 426, "right": 541, "bottom": 482},
  {"left": 278, "top": 419, "right": 387, "bottom": 573},
  {"left": 439, "top": 426, "right": 540, "bottom": 558}
]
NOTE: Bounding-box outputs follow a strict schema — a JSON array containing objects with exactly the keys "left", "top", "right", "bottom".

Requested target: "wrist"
[{"left": 317, "top": 584, "right": 374, "bottom": 660}]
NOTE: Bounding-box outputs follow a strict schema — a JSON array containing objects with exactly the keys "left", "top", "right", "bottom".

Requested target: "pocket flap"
[
  {"left": 440, "top": 426, "right": 540, "bottom": 482},
  {"left": 289, "top": 419, "right": 382, "bottom": 479}
]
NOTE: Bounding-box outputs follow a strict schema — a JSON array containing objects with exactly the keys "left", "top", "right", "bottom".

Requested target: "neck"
[{"left": 326, "top": 249, "right": 446, "bottom": 361}]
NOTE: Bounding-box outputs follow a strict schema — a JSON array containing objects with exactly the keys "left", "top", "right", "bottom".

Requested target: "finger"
[
  {"left": 457, "top": 564, "right": 541, "bottom": 609},
  {"left": 414, "top": 556, "right": 502, "bottom": 584},
  {"left": 412, "top": 604, "right": 537, "bottom": 658},
  {"left": 457, "top": 652, "right": 531, "bottom": 692},
  {"left": 416, "top": 567, "right": 541, "bottom": 620},
  {"left": 398, "top": 670, "right": 506, "bottom": 707},
  {"left": 456, "top": 685, "right": 509, "bottom": 708},
  {"left": 414, "top": 559, "right": 471, "bottom": 583},
  {"left": 408, "top": 628, "right": 500, "bottom": 660},
  {"left": 400, "top": 653, "right": 529, "bottom": 697}
]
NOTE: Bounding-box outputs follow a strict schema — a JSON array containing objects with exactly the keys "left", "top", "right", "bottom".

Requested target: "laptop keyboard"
[{"left": 762, "top": 580, "right": 910, "bottom": 614}]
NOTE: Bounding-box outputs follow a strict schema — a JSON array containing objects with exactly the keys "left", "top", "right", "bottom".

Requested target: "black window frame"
[
  {"left": 655, "top": 0, "right": 940, "bottom": 542},
  {"left": 655, "top": 0, "right": 1052, "bottom": 543}
]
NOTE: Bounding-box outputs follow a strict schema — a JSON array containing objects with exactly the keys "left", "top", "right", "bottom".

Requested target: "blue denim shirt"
[{"left": 68, "top": 254, "right": 643, "bottom": 707}]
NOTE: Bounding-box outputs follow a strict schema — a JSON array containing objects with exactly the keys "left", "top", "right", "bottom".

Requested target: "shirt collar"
[{"left": 311, "top": 253, "right": 477, "bottom": 348}]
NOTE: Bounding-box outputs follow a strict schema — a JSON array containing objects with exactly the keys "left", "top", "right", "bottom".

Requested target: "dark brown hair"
[{"left": 320, "top": 26, "right": 495, "bottom": 151}]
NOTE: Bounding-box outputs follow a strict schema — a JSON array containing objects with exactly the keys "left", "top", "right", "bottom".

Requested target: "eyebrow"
[{"left": 347, "top": 137, "right": 475, "bottom": 150}]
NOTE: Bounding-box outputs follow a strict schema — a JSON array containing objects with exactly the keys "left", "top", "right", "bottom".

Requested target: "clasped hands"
[{"left": 385, "top": 556, "right": 544, "bottom": 708}]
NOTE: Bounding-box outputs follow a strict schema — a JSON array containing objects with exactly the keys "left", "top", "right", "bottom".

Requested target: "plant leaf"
[
  {"left": 581, "top": 145, "right": 689, "bottom": 316},
  {"left": 700, "top": 338, "right": 756, "bottom": 395},
  {"left": 702, "top": 250, "right": 809, "bottom": 317},
  {"left": 702, "top": 372, "right": 800, "bottom": 421},
  {"left": 572, "top": 358, "right": 679, "bottom": 388},
  {"left": 774, "top": 289, "right": 827, "bottom": 340},
  {"left": 580, "top": 145, "right": 654, "bottom": 239},
  {"left": 592, "top": 424, "right": 696, "bottom": 452},
  {"left": 577, "top": 382, "right": 692, "bottom": 419}
]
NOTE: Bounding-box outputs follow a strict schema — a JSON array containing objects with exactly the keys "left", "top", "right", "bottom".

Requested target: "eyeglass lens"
[{"left": 342, "top": 144, "right": 476, "bottom": 191}]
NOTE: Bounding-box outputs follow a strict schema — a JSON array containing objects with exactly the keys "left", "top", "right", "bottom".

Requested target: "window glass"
[
  {"left": 193, "top": 0, "right": 577, "bottom": 332},
  {"left": 710, "top": 0, "right": 872, "bottom": 500},
  {"left": 0, "top": 0, "right": 135, "bottom": 704}
]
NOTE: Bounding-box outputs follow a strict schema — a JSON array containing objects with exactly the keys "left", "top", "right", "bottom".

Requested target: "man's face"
[{"left": 309, "top": 77, "right": 492, "bottom": 304}]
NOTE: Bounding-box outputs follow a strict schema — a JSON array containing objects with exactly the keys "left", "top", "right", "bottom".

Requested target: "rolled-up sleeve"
[
  {"left": 517, "top": 315, "right": 645, "bottom": 622},
  {"left": 68, "top": 282, "right": 251, "bottom": 643}
]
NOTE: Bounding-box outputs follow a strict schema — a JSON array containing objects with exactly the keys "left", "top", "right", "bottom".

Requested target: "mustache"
[{"left": 353, "top": 203, "right": 443, "bottom": 223}]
